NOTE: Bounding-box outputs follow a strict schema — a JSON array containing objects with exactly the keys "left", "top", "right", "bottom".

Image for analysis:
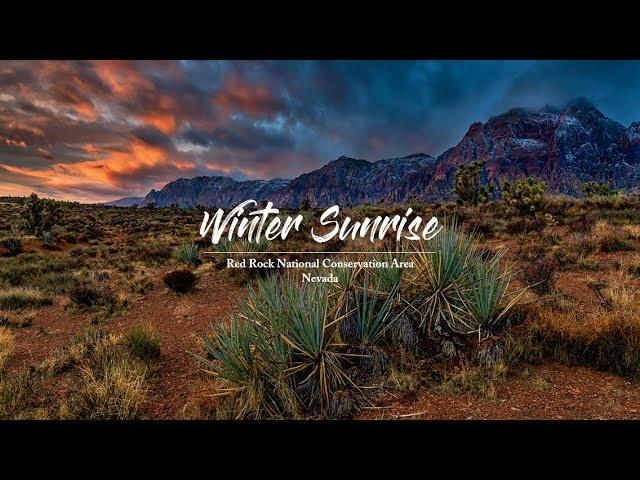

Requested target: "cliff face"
[
  {"left": 108, "top": 98, "right": 640, "bottom": 208},
  {"left": 421, "top": 98, "right": 640, "bottom": 201},
  {"left": 269, "top": 153, "right": 436, "bottom": 207},
  {"left": 139, "top": 176, "right": 289, "bottom": 208}
]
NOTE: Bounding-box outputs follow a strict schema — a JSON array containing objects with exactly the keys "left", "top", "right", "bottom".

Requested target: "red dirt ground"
[
  {"left": 6, "top": 250, "right": 640, "bottom": 420},
  {"left": 359, "top": 362, "right": 640, "bottom": 420}
]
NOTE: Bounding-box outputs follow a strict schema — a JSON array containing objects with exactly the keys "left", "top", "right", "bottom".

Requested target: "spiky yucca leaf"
[
  {"left": 353, "top": 272, "right": 400, "bottom": 345},
  {"left": 369, "top": 246, "right": 407, "bottom": 297},
  {"left": 453, "top": 249, "right": 528, "bottom": 339},
  {"left": 407, "top": 218, "right": 481, "bottom": 333},
  {"left": 244, "top": 274, "right": 352, "bottom": 410}
]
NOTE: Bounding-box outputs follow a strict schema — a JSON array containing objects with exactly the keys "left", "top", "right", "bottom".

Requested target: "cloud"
[{"left": 1, "top": 60, "right": 640, "bottom": 203}]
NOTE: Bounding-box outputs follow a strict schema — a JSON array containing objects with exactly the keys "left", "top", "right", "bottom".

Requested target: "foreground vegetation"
[{"left": 1, "top": 181, "right": 640, "bottom": 419}]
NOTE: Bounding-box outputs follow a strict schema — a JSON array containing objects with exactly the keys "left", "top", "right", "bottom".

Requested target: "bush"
[
  {"left": 128, "top": 271, "right": 155, "bottom": 295},
  {"left": 582, "top": 181, "right": 619, "bottom": 198},
  {"left": 0, "top": 287, "right": 52, "bottom": 310},
  {"left": 22, "top": 193, "right": 61, "bottom": 238},
  {"left": 536, "top": 307, "right": 640, "bottom": 379},
  {"left": 124, "top": 325, "right": 160, "bottom": 361},
  {"left": 454, "top": 160, "right": 494, "bottom": 206},
  {"left": 60, "top": 358, "right": 148, "bottom": 420},
  {"left": 0, "top": 237, "right": 22, "bottom": 256},
  {"left": 407, "top": 219, "right": 527, "bottom": 338},
  {"left": 163, "top": 269, "right": 197, "bottom": 293},
  {"left": 593, "top": 220, "right": 632, "bottom": 252},
  {"left": 519, "top": 258, "right": 557, "bottom": 294},
  {"left": 195, "top": 275, "right": 360, "bottom": 418},
  {"left": 173, "top": 242, "right": 200, "bottom": 266},
  {"left": 68, "top": 285, "right": 112, "bottom": 308},
  {"left": 501, "top": 177, "right": 547, "bottom": 217},
  {"left": 53, "top": 328, "right": 150, "bottom": 420}
]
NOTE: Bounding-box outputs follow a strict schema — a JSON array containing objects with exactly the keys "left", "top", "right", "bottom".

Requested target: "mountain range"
[{"left": 103, "top": 98, "right": 640, "bottom": 208}]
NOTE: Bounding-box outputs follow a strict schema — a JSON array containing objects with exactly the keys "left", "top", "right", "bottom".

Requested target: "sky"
[{"left": 1, "top": 60, "right": 640, "bottom": 203}]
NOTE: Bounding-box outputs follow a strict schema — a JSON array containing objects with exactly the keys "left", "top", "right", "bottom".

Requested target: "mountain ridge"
[{"left": 103, "top": 98, "right": 640, "bottom": 208}]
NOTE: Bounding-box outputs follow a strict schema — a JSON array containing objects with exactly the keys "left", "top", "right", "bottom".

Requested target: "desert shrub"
[
  {"left": 384, "top": 366, "right": 419, "bottom": 395},
  {"left": 581, "top": 181, "right": 620, "bottom": 198},
  {"left": 436, "top": 363, "right": 505, "bottom": 400},
  {"left": 21, "top": 193, "right": 61, "bottom": 238},
  {"left": 504, "top": 216, "right": 546, "bottom": 235},
  {"left": 124, "top": 325, "right": 160, "bottom": 361},
  {"left": 173, "top": 242, "right": 200, "bottom": 266},
  {"left": 407, "top": 219, "right": 526, "bottom": 338},
  {"left": 0, "top": 372, "right": 35, "bottom": 419},
  {"left": 128, "top": 271, "right": 155, "bottom": 295},
  {"left": 195, "top": 275, "right": 361, "bottom": 418},
  {"left": 68, "top": 285, "right": 114, "bottom": 308},
  {"left": 454, "top": 160, "right": 494, "bottom": 206},
  {"left": 536, "top": 308, "right": 640, "bottom": 378},
  {"left": 501, "top": 177, "right": 547, "bottom": 217},
  {"left": 0, "top": 327, "right": 15, "bottom": 372},
  {"left": 0, "top": 287, "right": 52, "bottom": 310},
  {"left": 565, "top": 232, "right": 597, "bottom": 257},
  {"left": 623, "top": 224, "right": 640, "bottom": 241},
  {"left": 593, "top": 220, "right": 633, "bottom": 252},
  {"left": 60, "top": 358, "right": 148, "bottom": 420},
  {"left": 0, "top": 253, "right": 82, "bottom": 293},
  {"left": 163, "top": 269, "right": 197, "bottom": 293},
  {"left": 519, "top": 258, "right": 557, "bottom": 294},
  {"left": 55, "top": 329, "right": 150, "bottom": 420},
  {"left": 1, "top": 237, "right": 23, "bottom": 256},
  {"left": 627, "top": 257, "right": 640, "bottom": 278},
  {"left": 137, "top": 243, "right": 172, "bottom": 265}
]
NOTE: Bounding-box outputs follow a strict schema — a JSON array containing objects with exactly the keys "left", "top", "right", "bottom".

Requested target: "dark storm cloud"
[{"left": 1, "top": 60, "right": 639, "bottom": 202}]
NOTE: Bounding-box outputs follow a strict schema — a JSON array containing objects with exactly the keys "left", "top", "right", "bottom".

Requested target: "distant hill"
[
  {"left": 102, "top": 196, "right": 143, "bottom": 207},
  {"left": 106, "top": 98, "right": 640, "bottom": 208}
]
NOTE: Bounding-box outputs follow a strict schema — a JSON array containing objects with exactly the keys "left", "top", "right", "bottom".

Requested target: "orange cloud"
[
  {"left": 213, "top": 77, "right": 283, "bottom": 116},
  {"left": 0, "top": 141, "right": 195, "bottom": 201},
  {"left": 137, "top": 112, "right": 177, "bottom": 134},
  {"left": 1, "top": 137, "right": 26, "bottom": 148},
  {"left": 91, "top": 60, "right": 155, "bottom": 98}
]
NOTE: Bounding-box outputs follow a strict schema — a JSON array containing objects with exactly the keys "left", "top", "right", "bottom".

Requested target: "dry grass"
[
  {"left": 623, "top": 224, "right": 640, "bottom": 241},
  {"left": 59, "top": 358, "right": 148, "bottom": 420},
  {"left": 535, "top": 298, "right": 640, "bottom": 378},
  {"left": 593, "top": 220, "right": 633, "bottom": 253},
  {"left": 436, "top": 363, "right": 507, "bottom": 400},
  {"left": 0, "top": 327, "right": 15, "bottom": 372},
  {"left": 0, "top": 287, "right": 52, "bottom": 310},
  {"left": 56, "top": 329, "right": 150, "bottom": 419}
]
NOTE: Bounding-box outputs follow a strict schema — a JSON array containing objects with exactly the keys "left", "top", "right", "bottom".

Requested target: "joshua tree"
[
  {"left": 22, "top": 193, "right": 61, "bottom": 238},
  {"left": 454, "top": 160, "right": 494, "bottom": 206},
  {"left": 581, "top": 180, "right": 620, "bottom": 198},
  {"left": 501, "top": 177, "right": 547, "bottom": 218}
]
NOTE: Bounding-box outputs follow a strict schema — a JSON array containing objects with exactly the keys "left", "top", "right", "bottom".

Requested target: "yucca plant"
[
  {"left": 173, "top": 242, "right": 200, "bottom": 266},
  {"left": 369, "top": 246, "right": 407, "bottom": 297},
  {"left": 406, "top": 218, "right": 482, "bottom": 333},
  {"left": 234, "top": 238, "right": 272, "bottom": 253},
  {"left": 252, "top": 276, "right": 352, "bottom": 410},
  {"left": 451, "top": 249, "right": 527, "bottom": 339},
  {"left": 349, "top": 273, "right": 401, "bottom": 374},
  {"left": 352, "top": 272, "right": 400, "bottom": 346},
  {"left": 194, "top": 316, "right": 297, "bottom": 419}
]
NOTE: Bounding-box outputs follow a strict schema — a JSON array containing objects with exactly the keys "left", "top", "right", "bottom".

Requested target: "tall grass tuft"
[
  {"left": 0, "top": 327, "right": 15, "bottom": 372},
  {"left": 0, "top": 287, "right": 53, "bottom": 310},
  {"left": 174, "top": 242, "right": 200, "bottom": 266}
]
